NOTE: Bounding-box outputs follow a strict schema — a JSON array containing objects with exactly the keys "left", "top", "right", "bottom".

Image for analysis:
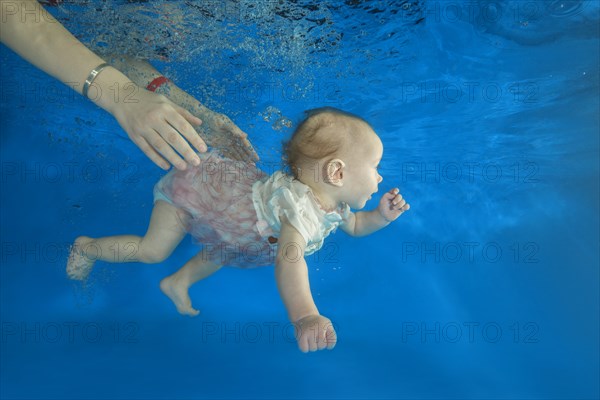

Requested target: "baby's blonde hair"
[{"left": 283, "top": 107, "right": 371, "bottom": 179}]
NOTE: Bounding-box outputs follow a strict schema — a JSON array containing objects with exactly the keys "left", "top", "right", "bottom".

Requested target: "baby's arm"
[
  {"left": 342, "top": 188, "right": 410, "bottom": 237},
  {"left": 275, "top": 218, "right": 337, "bottom": 352}
]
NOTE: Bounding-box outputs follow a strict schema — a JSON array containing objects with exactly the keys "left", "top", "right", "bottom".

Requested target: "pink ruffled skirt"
[{"left": 153, "top": 152, "right": 276, "bottom": 268}]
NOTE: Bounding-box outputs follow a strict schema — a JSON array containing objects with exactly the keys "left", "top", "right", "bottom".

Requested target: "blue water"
[{"left": 1, "top": 1, "right": 599, "bottom": 399}]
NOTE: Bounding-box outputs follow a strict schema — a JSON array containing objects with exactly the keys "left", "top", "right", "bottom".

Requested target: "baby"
[{"left": 67, "top": 107, "right": 410, "bottom": 353}]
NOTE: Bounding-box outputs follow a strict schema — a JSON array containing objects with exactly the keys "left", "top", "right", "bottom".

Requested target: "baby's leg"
[
  {"left": 66, "top": 201, "right": 190, "bottom": 280},
  {"left": 160, "top": 249, "right": 222, "bottom": 316}
]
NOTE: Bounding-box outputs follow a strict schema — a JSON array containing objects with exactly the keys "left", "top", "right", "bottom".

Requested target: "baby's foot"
[
  {"left": 160, "top": 275, "right": 200, "bottom": 316},
  {"left": 66, "top": 236, "right": 96, "bottom": 281}
]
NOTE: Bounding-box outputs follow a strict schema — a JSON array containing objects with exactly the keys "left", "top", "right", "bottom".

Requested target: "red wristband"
[{"left": 146, "top": 76, "right": 170, "bottom": 92}]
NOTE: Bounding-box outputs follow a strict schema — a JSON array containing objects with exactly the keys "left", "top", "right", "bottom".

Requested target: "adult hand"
[
  {"left": 112, "top": 88, "right": 207, "bottom": 170},
  {"left": 103, "top": 56, "right": 259, "bottom": 164},
  {"left": 199, "top": 111, "right": 259, "bottom": 162}
]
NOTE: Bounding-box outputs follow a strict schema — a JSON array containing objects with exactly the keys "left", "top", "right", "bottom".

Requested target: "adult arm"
[{"left": 0, "top": 0, "right": 206, "bottom": 170}]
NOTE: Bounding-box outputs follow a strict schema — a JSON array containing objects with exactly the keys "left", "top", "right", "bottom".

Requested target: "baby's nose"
[{"left": 377, "top": 174, "right": 383, "bottom": 183}]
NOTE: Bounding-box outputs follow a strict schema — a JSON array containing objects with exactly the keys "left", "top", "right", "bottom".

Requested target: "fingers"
[
  {"left": 228, "top": 124, "right": 259, "bottom": 161},
  {"left": 245, "top": 142, "right": 260, "bottom": 162},
  {"left": 325, "top": 325, "right": 337, "bottom": 350},
  {"left": 224, "top": 126, "right": 256, "bottom": 162},
  {"left": 297, "top": 325, "right": 319, "bottom": 353},
  {"left": 305, "top": 327, "right": 325, "bottom": 352},
  {"left": 173, "top": 105, "right": 208, "bottom": 156},
  {"left": 148, "top": 127, "right": 190, "bottom": 171},
  {"left": 391, "top": 194, "right": 406, "bottom": 208},
  {"left": 312, "top": 324, "right": 336, "bottom": 351},
  {"left": 118, "top": 92, "right": 210, "bottom": 170},
  {"left": 316, "top": 325, "right": 329, "bottom": 351},
  {"left": 382, "top": 188, "right": 398, "bottom": 200},
  {"left": 230, "top": 138, "right": 259, "bottom": 162},
  {"left": 296, "top": 319, "right": 337, "bottom": 353},
  {"left": 143, "top": 104, "right": 261, "bottom": 167},
  {"left": 386, "top": 188, "right": 409, "bottom": 210},
  {"left": 379, "top": 188, "right": 410, "bottom": 218},
  {"left": 298, "top": 334, "right": 310, "bottom": 353},
  {"left": 209, "top": 113, "right": 260, "bottom": 162},
  {"left": 165, "top": 110, "right": 206, "bottom": 156},
  {"left": 162, "top": 121, "right": 204, "bottom": 167},
  {"left": 131, "top": 135, "right": 170, "bottom": 170},
  {"left": 134, "top": 116, "right": 200, "bottom": 171},
  {"left": 210, "top": 136, "right": 245, "bottom": 162},
  {"left": 308, "top": 335, "right": 319, "bottom": 352},
  {"left": 225, "top": 139, "right": 247, "bottom": 162},
  {"left": 144, "top": 103, "right": 206, "bottom": 169},
  {"left": 177, "top": 105, "right": 203, "bottom": 127}
]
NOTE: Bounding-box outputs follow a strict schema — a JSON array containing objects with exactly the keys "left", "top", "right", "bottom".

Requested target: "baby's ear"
[{"left": 324, "top": 159, "right": 345, "bottom": 187}]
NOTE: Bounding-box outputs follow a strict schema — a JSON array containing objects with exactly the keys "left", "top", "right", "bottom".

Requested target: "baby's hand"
[
  {"left": 378, "top": 188, "right": 410, "bottom": 222},
  {"left": 293, "top": 314, "right": 337, "bottom": 353}
]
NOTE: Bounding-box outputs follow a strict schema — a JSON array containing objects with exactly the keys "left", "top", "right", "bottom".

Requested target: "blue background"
[{"left": 1, "top": 1, "right": 598, "bottom": 399}]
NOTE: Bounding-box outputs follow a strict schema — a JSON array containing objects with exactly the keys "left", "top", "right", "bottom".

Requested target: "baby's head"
[{"left": 283, "top": 107, "right": 383, "bottom": 210}]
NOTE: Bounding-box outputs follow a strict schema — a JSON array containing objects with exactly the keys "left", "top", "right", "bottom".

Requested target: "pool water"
[{"left": 1, "top": 1, "right": 599, "bottom": 399}]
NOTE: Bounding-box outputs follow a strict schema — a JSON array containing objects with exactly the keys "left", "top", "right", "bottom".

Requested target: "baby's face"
[{"left": 342, "top": 128, "right": 383, "bottom": 209}]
